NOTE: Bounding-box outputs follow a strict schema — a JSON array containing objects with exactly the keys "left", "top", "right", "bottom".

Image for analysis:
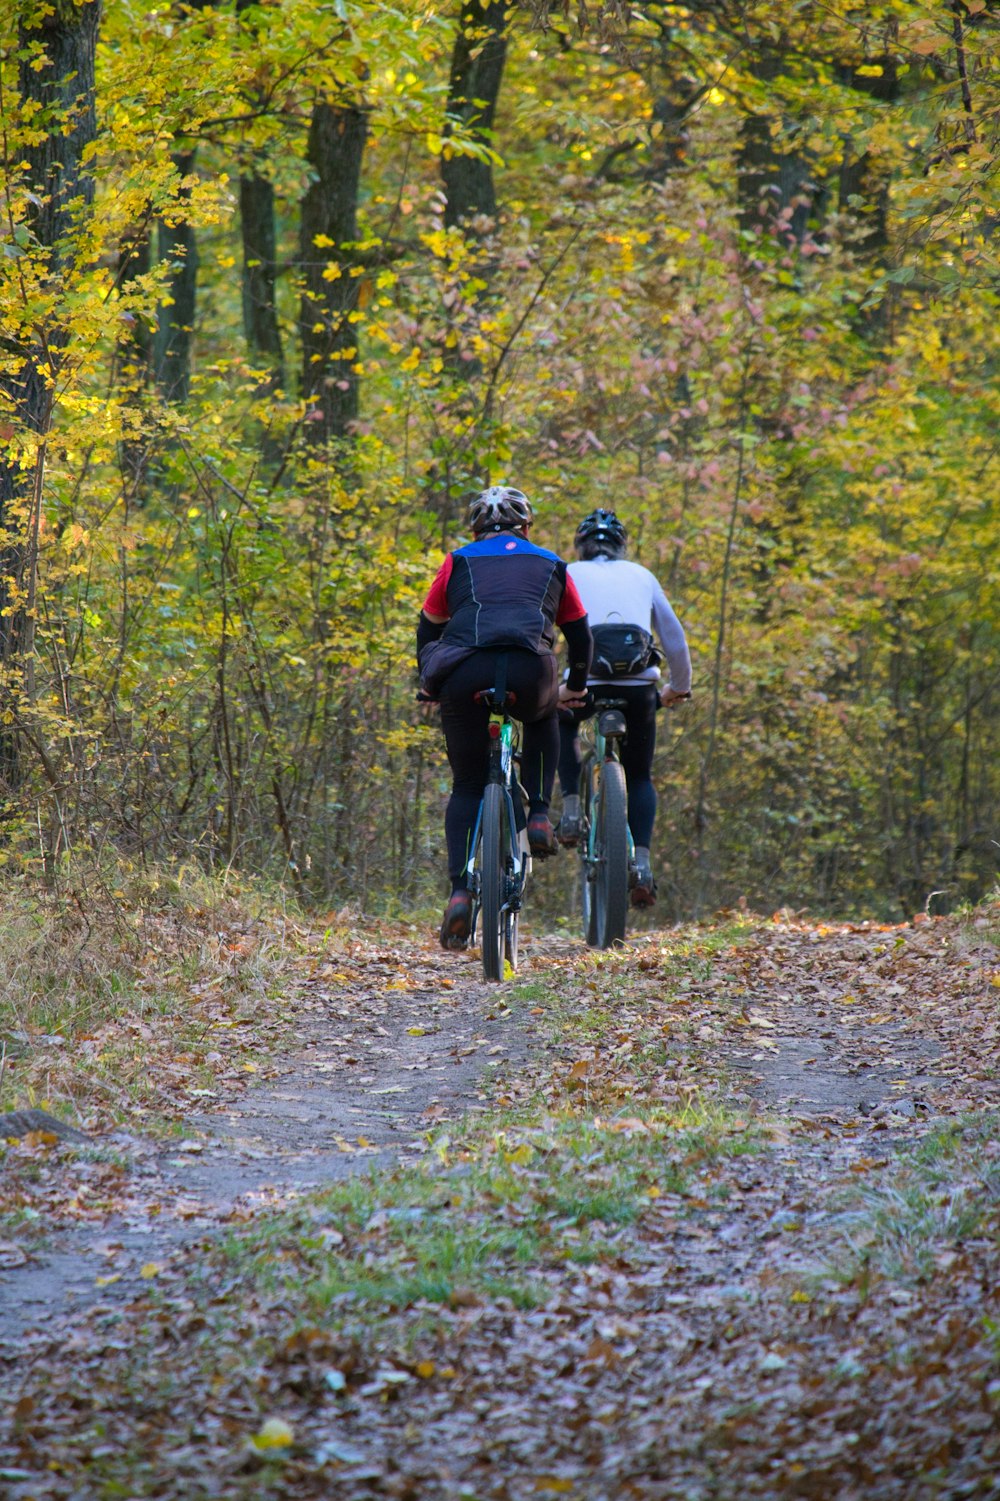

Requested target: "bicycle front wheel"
[
  {"left": 480, "top": 782, "right": 506, "bottom": 981},
  {"left": 593, "top": 759, "right": 629, "bottom": 948}
]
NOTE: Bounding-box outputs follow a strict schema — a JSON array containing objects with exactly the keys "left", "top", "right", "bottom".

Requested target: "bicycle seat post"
[{"left": 487, "top": 653, "right": 509, "bottom": 716}]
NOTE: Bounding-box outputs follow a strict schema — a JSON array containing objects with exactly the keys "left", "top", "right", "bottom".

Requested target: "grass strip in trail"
[
  {"left": 219, "top": 1102, "right": 761, "bottom": 1320},
  {"left": 214, "top": 913, "right": 765, "bottom": 1328}
]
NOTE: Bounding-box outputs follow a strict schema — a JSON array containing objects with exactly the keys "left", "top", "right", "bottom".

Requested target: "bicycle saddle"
[{"left": 597, "top": 708, "right": 627, "bottom": 738}]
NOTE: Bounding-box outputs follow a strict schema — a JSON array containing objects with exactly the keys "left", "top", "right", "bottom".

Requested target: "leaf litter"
[{"left": 1, "top": 903, "right": 999, "bottom": 1497}]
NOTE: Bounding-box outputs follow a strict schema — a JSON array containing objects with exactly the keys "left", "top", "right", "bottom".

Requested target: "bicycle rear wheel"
[
  {"left": 593, "top": 759, "right": 629, "bottom": 948},
  {"left": 480, "top": 782, "right": 505, "bottom": 981},
  {"left": 579, "top": 754, "right": 599, "bottom": 947}
]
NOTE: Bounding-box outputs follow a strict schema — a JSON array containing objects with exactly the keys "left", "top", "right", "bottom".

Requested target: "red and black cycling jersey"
[
  {"left": 422, "top": 534, "right": 585, "bottom": 649},
  {"left": 418, "top": 533, "right": 589, "bottom": 696}
]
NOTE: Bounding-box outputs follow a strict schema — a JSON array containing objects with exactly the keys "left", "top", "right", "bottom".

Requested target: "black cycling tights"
[
  {"left": 558, "top": 682, "right": 660, "bottom": 848},
  {"left": 439, "top": 649, "right": 560, "bottom": 886}
]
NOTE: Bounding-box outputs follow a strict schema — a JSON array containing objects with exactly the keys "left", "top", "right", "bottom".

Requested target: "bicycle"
[
  {"left": 577, "top": 696, "right": 631, "bottom": 949},
  {"left": 464, "top": 660, "right": 531, "bottom": 982}
]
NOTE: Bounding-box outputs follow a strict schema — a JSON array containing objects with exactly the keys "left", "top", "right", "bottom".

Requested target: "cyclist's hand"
[
  {"left": 558, "top": 682, "right": 588, "bottom": 708},
  {"left": 661, "top": 687, "right": 691, "bottom": 708}
]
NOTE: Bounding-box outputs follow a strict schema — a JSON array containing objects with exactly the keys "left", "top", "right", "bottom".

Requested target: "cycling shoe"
[
  {"left": 629, "top": 859, "right": 657, "bottom": 908},
  {"left": 527, "top": 813, "right": 558, "bottom": 858},
  {"left": 440, "top": 890, "right": 473, "bottom": 949}
]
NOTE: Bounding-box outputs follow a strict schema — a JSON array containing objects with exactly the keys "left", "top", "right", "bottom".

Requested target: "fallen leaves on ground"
[{"left": 1, "top": 901, "right": 999, "bottom": 1498}]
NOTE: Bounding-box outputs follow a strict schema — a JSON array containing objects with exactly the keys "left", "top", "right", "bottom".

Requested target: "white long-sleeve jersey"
[{"left": 569, "top": 557, "right": 692, "bottom": 693}]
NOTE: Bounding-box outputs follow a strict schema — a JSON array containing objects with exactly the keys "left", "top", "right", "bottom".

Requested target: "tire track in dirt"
[
  {"left": 0, "top": 938, "right": 546, "bottom": 1349},
  {"left": 714, "top": 914, "right": 1000, "bottom": 1125}
]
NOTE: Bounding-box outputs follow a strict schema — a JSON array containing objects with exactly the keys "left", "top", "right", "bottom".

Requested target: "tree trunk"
[
  {"left": 236, "top": 0, "right": 283, "bottom": 394},
  {"left": 442, "top": 0, "right": 508, "bottom": 230},
  {"left": 836, "top": 58, "right": 898, "bottom": 264},
  {"left": 10, "top": 0, "right": 102, "bottom": 249},
  {"left": 154, "top": 151, "right": 199, "bottom": 404},
  {"left": 736, "top": 50, "right": 821, "bottom": 243},
  {"left": 0, "top": 0, "right": 102, "bottom": 794},
  {"left": 115, "top": 221, "right": 153, "bottom": 495},
  {"left": 240, "top": 172, "right": 284, "bottom": 389},
  {"left": 298, "top": 101, "right": 368, "bottom": 446}
]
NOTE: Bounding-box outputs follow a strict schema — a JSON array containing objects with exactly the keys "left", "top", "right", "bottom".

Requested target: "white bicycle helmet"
[{"left": 468, "top": 485, "right": 533, "bottom": 535}]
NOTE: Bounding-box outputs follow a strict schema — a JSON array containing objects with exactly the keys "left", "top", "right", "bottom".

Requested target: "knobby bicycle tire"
[
  {"left": 579, "top": 753, "right": 600, "bottom": 947},
  {"left": 594, "top": 758, "right": 629, "bottom": 948},
  {"left": 480, "top": 782, "right": 506, "bottom": 981}
]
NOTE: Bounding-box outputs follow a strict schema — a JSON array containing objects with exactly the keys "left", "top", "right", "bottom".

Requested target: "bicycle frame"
[
  {"left": 465, "top": 713, "right": 522, "bottom": 877},
  {"left": 466, "top": 690, "right": 530, "bottom": 979}
]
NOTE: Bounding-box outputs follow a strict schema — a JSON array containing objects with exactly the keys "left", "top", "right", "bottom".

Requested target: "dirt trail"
[
  {"left": 4, "top": 913, "right": 988, "bottom": 1350},
  {"left": 717, "top": 915, "right": 997, "bottom": 1124},
  {"left": 3, "top": 912, "right": 999, "bottom": 1500},
  {"left": 0, "top": 939, "right": 543, "bottom": 1348},
  {"left": 5, "top": 912, "right": 990, "bottom": 1350}
]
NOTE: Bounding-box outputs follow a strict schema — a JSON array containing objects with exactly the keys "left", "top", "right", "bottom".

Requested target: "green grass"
[
  {"left": 0, "top": 1200, "right": 44, "bottom": 1237},
  {"left": 217, "top": 1103, "right": 762, "bottom": 1338},
  {"left": 508, "top": 980, "right": 560, "bottom": 1005},
  {"left": 957, "top": 892, "right": 1000, "bottom": 950},
  {"left": 822, "top": 1115, "right": 1000, "bottom": 1287}
]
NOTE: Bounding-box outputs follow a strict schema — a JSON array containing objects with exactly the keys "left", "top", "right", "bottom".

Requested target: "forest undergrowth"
[{"left": 1, "top": 873, "right": 999, "bottom": 1498}]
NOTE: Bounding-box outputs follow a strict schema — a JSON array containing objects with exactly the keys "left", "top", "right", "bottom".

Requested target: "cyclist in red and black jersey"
[{"left": 417, "top": 486, "right": 592, "bottom": 949}]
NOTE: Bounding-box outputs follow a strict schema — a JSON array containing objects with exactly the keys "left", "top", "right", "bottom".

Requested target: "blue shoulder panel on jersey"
[{"left": 456, "top": 535, "right": 561, "bottom": 562}]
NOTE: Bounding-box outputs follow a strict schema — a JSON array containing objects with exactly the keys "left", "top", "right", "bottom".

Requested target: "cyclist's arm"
[
  {"left": 560, "top": 614, "right": 592, "bottom": 694},
  {"left": 555, "top": 570, "right": 592, "bottom": 692},
  {"left": 421, "top": 556, "right": 453, "bottom": 626},
  {"left": 417, "top": 558, "right": 452, "bottom": 690},
  {"left": 417, "top": 610, "right": 447, "bottom": 652},
  {"left": 650, "top": 582, "right": 692, "bottom": 696}
]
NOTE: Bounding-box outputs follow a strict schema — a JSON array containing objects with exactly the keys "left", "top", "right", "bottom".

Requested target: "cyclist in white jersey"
[{"left": 557, "top": 509, "right": 692, "bottom": 906}]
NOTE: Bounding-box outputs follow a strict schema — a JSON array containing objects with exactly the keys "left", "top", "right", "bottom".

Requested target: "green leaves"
[{"left": 0, "top": 0, "right": 996, "bottom": 915}]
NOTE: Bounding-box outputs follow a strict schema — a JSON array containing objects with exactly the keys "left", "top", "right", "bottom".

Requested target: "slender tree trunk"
[
  {"left": 154, "top": 151, "right": 199, "bottom": 403},
  {"left": 643, "top": 10, "right": 701, "bottom": 182},
  {"left": 0, "top": 0, "right": 101, "bottom": 794},
  {"left": 836, "top": 57, "right": 897, "bottom": 266},
  {"left": 115, "top": 220, "right": 154, "bottom": 494},
  {"left": 236, "top": 0, "right": 283, "bottom": 395},
  {"left": 694, "top": 347, "right": 753, "bottom": 911},
  {"left": 737, "top": 50, "right": 819, "bottom": 243},
  {"left": 240, "top": 172, "right": 284, "bottom": 388},
  {"left": 441, "top": 0, "right": 508, "bottom": 230},
  {"left": 298, "top": 101, "right": 367, "bottom": 446}
]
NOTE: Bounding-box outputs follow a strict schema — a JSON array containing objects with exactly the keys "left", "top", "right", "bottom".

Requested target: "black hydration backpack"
[{"left": 590, "top": 622, "right": 660, "bottom": 679}]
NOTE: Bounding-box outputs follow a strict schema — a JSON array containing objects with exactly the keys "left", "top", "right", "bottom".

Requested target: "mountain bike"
[
  {"left": 578, "top": 697, "right": 631, "bottom": 949},
  {"left": 465, "top": 661, "right": 530, "bottom": 982}
]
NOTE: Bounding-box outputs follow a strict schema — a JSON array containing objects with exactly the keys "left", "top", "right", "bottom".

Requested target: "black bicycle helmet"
[
  {"left": 468, "top": 485, "right": 533, "bottom": 535},
  {"left": 574, "top": 508, "right": 627, "bottom": 553}
]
